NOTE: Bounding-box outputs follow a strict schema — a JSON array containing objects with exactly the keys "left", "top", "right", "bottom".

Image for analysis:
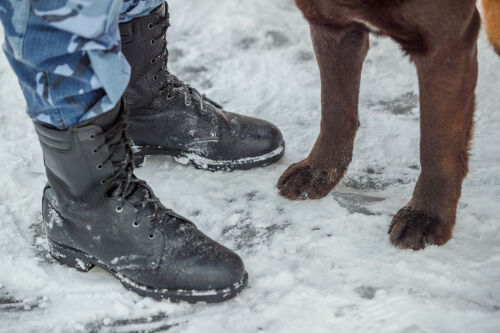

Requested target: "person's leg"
[
  {"left": 117, "top": 1, "right": 285, "bottom": 170},
  {"left": 1, "top": 0, "right": 129, "bottom": 129},
  {"left": 0, "top": 0, "right": 247, "bottom": 302}
]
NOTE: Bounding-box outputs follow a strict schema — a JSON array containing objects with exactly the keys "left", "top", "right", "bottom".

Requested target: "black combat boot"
[
  {"left": 35, "top": 101, "right": 247, "bottom": 303},
  {"left": 119, "top": 2, "right": 285, "bottom": 171}
]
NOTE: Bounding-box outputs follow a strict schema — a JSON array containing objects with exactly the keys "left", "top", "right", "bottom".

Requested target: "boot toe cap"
[
  {"left": 192, "top": 249, "right": 246, "bottom": 290},
  {"left": 222, "top": 112, "right": 285, "bottom": 160},
  {"left": 165, "top": 247, "right": 246, "bottom": 291},
  {"left": 152, "top": 225, "right": 247, "bottom": 291}
]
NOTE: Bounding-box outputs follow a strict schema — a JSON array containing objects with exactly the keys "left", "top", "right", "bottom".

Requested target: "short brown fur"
[{"left": 279, "top": 0, "right": 482, "bottom": 250}]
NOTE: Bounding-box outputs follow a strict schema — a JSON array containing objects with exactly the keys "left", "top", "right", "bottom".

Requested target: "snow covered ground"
[{"left": 1, "top": 0, "right": 500, "bottom": 332}]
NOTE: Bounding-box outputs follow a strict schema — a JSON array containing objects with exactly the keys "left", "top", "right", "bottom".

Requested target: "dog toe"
[
  {"left": 389, "top": 206, "right": 452, "bottom": 250},
  {"left": 278, "top": 161, "right": 342, "bottom": 200},
  {"left": 278, "top": 165, "right": 312, "bottom": 200}
]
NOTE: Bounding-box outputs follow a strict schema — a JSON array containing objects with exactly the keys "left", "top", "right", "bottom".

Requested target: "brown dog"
[{"left": 278, "top": 0, "right": 495, "bottom": 250}]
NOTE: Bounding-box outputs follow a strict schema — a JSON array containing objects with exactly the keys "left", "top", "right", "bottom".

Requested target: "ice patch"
[
  {"left": 75, "top": 258, "right": 87, "bottom": 270},
  {"left": 46, "top": 203, "right": 64, "bottom": 229}
]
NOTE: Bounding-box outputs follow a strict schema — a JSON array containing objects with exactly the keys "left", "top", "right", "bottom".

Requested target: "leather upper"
[
  {"left": 37, "top": 102, "right": 246, "bottom": 290},
  {"left": 119, "top": 2, "right": 285, "bottom": 163}
]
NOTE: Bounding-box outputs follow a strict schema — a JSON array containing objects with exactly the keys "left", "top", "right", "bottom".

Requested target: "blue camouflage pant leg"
[
  {"left": 0, "top": 0, "right": 163, "bottom": 129},
  {"left": 120, "top": 0, "right": 163, "bottom": 23}
]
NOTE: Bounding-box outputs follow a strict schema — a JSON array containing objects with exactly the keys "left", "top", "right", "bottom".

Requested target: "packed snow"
[{"left": 1, "top": 0, "right": 499, "bottom": 332}]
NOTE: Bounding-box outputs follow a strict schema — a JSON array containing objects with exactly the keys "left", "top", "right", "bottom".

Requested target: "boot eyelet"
[
  {"left": 166, "top": 94, "right": 172, "bottom": 99},
  {"left": 89, "top": 134, "right": 96, "bottom": 140},
  {"left": 150, "top": 39, "right": 155, "bottom": 45},
  {"left": 148, "top": 233, "right": 155, "bottom": 240},
  {"left": 92, "top": 148, "right": 98, "bottom": 154},
  {"left": 147, "top": 23, "right": 154, "bottom": 29},
  {"left": 151, "top": 58, "right": 157, "bottom": 64},
  {"left": 100, "top": 179, "right": 107, "bottom": 184},
  {"left": 96, "top": 164, "right": 103, "bottom": 170},
  {"left": 153, "top": 75, "right": 158, "bottom": 81},
  {"left": 132, "top": 221, "right": 140, "bottom": 228},
  {"left": 115, "top": 205, "right": 123, "bottom": 213}
]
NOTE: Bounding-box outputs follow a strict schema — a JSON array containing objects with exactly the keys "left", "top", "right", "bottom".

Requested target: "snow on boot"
[
  {"left": 35, "top": 101, "right": 248, "bottom": 303},
  {"left": 119, "top": 2, "right": 285, "bottom": 171}
]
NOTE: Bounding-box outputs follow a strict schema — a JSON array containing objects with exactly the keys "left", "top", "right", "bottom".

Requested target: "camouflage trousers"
[{"left": 0, "top": 0, "right": 163, "bottom": 129}]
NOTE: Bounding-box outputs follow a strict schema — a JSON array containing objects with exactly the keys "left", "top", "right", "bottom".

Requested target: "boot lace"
[
  {"left": 149, "top": 17, "right": 220, "bottom": 115},
  {"left": 97, "top": 118, "right": 178, "bottom": 235}
]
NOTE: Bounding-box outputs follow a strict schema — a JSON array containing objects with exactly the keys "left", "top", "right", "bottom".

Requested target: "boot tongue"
[
  {"left": 105, "top": 123, "right": 154, "bottom": 210},
  {"left": 101, "top": 105, "right": 138, "bottom": 199},
  {"left": 106, "top": 136, "right": 137, "bottom": 199},
  {"left": 96, "top": 102, "right": 159, "bottom": 215}
]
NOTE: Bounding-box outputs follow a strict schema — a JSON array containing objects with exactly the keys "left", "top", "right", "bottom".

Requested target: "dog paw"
[
  {"left": 388, "top": 206, "right": 453, "bottom": 250},
  {"left": 277, "top": 160, "right": 345, "bottom": 200}
]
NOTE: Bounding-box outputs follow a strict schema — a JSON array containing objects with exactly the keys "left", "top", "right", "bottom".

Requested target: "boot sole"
[
  {"left": 48, "top": 239, "right": 248, "bottom": 304},
  {"left": 132, "top": 144, "right": 285, "bottom": 171}
]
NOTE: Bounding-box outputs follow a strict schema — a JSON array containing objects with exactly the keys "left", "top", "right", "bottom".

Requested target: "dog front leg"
[
  {"left": 278, "top": 23, "right": 369, "bottom": 200},
  {"left": 389, "top": 9, "right": 481, "bottom": 250}
]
